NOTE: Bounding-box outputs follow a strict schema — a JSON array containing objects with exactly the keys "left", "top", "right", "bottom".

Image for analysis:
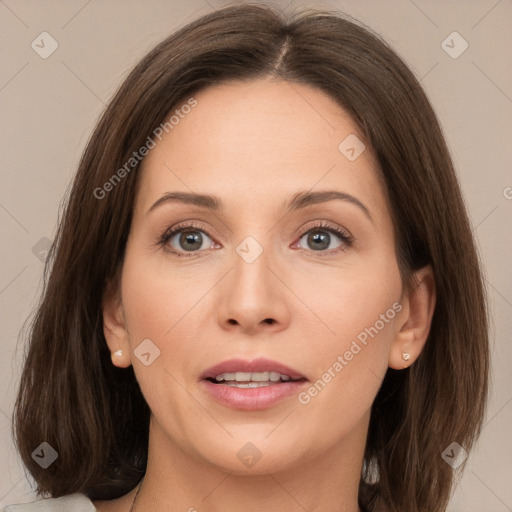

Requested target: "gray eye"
[
  {"left": 169, "top": 230, "right": 213, "bottom": 252},
  {"left": 298, "top": 230, "right": 343, "bottom": 251}
]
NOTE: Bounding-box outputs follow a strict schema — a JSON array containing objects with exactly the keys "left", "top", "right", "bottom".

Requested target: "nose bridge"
[
  {"left": 216, "top": 231, "right": 290, "bottom": 332},
  {"left": 231, "top": 234, "right": 273, "bottom": 304}
]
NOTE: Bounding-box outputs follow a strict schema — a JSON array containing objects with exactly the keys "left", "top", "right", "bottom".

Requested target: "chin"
[{"left": 192, "top": 432, "right": 311, "bottom": 476}]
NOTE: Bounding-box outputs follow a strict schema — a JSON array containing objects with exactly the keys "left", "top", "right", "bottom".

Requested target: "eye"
[
  {"left": 293, "top": 221, "right": 353, "bottom": 254},
  {"left": 159, "top": 222, "right": 218, "bottom": 257}
]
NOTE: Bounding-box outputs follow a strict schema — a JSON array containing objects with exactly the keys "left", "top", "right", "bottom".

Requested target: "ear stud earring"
[
  {"left": 402, "top": 352, "right": 411, "bottom": 362},
  {"left": 110, "top": 349, "right": 123, "bottom": 364}
]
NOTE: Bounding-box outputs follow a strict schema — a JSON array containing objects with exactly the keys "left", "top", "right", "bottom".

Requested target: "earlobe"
[
  {"left": 102, "top": 282, "right": 132, "bottom": 368},
  {"left": 389, "top": 265, "right": 436, "bottom": 369}
]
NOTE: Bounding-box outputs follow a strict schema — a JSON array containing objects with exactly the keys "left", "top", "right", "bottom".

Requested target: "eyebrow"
[{"left": 147, "top": 190, "right": 373, "bottom": 222}]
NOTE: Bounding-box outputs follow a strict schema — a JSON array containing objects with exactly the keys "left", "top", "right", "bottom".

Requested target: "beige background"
[{"left": 1, "top": 0, "right": 511, "bottom": 509}]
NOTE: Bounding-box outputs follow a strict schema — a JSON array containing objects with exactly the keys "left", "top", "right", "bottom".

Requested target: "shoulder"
[{"left": 1, "top": 493, "right": 96, "bottom": 512}]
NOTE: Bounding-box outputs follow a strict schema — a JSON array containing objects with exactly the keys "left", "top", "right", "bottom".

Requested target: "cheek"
[
  {"left": 120, "top": 250, "right": 204, "bottom": 341},
  {"left": 119, "top": 251, "right": 214, "bottom": 392},
  {"left": 293, "top": 259, "right": 402, "bottom": 424},
  {"left": 118, "top": 255, "right": 208, "bottom": 431}
]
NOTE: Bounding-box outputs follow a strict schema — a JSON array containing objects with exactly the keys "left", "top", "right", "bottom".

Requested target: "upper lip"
[{"left": 200, "top": 358, "right": 307, "bottom": 381}]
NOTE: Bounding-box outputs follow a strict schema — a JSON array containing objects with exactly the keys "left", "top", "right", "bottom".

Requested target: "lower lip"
[{"left": 201, "top": 379, "right": 308, "bottom": 410}]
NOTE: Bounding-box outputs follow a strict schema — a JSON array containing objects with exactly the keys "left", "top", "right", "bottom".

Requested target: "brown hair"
[{"left": 13, "top": 3, "right": 489, "bottom": 511}]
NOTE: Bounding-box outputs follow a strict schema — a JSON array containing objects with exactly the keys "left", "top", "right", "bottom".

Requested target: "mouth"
[{"left": 200, "top": 358, "right": 308, "bottom": 409}]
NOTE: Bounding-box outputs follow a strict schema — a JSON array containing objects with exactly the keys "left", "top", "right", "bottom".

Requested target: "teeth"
[
  {"left": 214, "top": 371, "right": 296, "bottom": 382},
  {"left": 248, "top": 371, "right": 269, "bottom": 382},
  {"left": 216, "top": 372, "right": 236, "bottom": 381}
]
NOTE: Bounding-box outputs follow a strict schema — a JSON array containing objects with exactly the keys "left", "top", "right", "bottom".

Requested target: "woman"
[{"left": 3, "top": 3, "right": 488, "bottom": 512}]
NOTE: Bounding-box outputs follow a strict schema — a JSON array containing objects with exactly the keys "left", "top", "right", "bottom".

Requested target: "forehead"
[{"left": 137, "top": 79, "right": 388, "bottom": 222}]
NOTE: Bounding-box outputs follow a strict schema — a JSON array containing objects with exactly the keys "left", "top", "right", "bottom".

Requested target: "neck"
[{"left": 134, "top": 413, "right": 368, "bottom": 512}]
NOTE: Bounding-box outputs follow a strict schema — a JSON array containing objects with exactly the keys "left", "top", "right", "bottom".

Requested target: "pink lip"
[
  {"left": 200, "top": 379, "right": 308, "bottom": 410},
  {"left": 200, "top": 358, "right": 308, "bottom": 410}
]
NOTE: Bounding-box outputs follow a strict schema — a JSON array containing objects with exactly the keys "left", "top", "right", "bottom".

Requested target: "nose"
[{"left": 216, "top": 244, "right": 291, "bottom": 335}]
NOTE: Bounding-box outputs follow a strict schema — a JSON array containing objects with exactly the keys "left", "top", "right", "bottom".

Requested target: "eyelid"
[
  {"left": 160, "top": 220, "right": 214, "bottom": 241},
  {"left": 295, "top": 220, "right": 353, "bottom": 242}
]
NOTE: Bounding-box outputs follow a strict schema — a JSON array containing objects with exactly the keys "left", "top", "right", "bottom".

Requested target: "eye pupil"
[
  {"left": 308, "top": 231, "right": 330, "bottom": 251},
  {"left": 180, "top": 231, "right": 202, "bottom": 251}
]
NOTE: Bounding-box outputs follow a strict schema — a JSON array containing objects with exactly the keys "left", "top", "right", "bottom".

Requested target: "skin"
[{"left": 96, "top": 78, "right": 435, "bottom": 512}]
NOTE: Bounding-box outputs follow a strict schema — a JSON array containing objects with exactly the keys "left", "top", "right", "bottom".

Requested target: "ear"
[
  {"left": 102, "top": 280, "right": 132, "bottom": 368},
  {"left": 389, "top": 265, "right": 436, "bottom": 369}
]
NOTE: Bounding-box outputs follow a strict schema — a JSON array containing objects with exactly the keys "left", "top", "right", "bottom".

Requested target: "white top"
[{"left": 1, "top": 494, "right": 97, "bottom": 511}]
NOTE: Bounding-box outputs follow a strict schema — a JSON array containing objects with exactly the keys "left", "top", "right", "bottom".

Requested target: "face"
[{"left": 106, "top": 79, "right": 409, "bottom": 475}]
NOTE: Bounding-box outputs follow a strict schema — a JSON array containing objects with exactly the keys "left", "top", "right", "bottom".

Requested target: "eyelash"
[{"left": 158, "top": 220, "right": 354, "bottom": 258}]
